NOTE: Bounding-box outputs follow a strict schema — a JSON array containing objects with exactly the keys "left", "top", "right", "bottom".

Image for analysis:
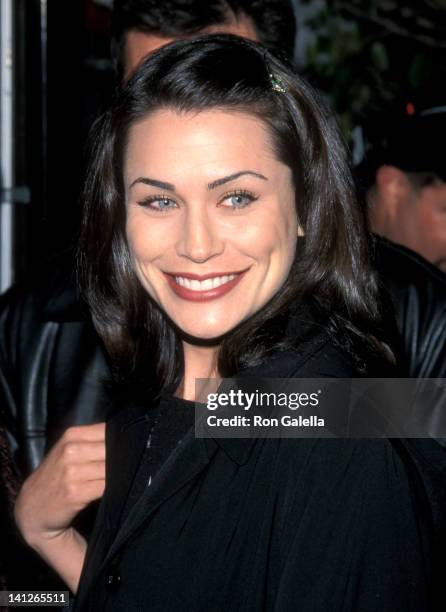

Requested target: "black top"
[
  {"left": 74, "top": 329, "right": 446, "bottom": 611},
  {"left": 120, "top": 396, "right": 195, "bottom": 526}
]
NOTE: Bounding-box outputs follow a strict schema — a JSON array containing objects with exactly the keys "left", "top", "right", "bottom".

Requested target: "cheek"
[
  {"left": 251, "top": 204, "right": 297, "bottom": 263},
  {"left": 126, "top": 214, "right": 169, "bottom": 263},
  {"left": 232, "top": 204, "right": 297, "bottom": 281},
  {"left": 418, "top": 203, "right": 445, "bottom": 238},
  {"left": 431, "top": 200, "right": 446, "bottom": 229},
  {"left": 244, "top": 196, "right": 296, "bottom": 240},
  {"left": 125, "top": 216, "right": 167, "bottom": 301}
]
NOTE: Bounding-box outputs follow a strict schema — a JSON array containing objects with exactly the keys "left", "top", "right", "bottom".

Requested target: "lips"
[{"left": 164, "top": 270, "right": 248, "bottom": 302}]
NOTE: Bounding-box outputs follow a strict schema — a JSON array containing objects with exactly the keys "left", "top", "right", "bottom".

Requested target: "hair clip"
[{"left": 264, "top": 58, "right": 287, "bottom": 93}]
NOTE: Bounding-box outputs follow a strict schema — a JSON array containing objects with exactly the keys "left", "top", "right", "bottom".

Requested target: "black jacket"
[
  {"left": 0, "top": 261, "right": 109, "bottom": 476},
  {"left": 373, "top": 238, "right": 446, "bottom": 376},
  {"left": 73, "top": 331, "right": 446, "bottom": 611}
]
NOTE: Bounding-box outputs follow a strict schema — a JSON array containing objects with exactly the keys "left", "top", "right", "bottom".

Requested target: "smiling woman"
[
  {"left": 78, "top": 33, "right": 391, "bottom": 403},
  {"left": 13, "top": 34, "right": 446, "bottom": 612},
  {"left": 125, "top": 109, "right": 298, "bottom": 347}
]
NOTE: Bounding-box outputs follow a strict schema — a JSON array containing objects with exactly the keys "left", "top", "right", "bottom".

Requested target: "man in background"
[
  {"left": 366, "top": 107, "right": 446, "bottom": 272},
  {"left": 356, "top": 106, "right": 446, "bottom": 378},
  {"left": 112, "top": 0, "right": 295, "bottom": 80}
]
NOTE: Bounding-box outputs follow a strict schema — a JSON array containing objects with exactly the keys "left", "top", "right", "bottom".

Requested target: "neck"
[{"left": 177, "top": 341, "right": 220, "bottom": 401}]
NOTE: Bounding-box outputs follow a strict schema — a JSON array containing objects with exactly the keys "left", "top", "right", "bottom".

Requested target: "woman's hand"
[{"left": 14, "top": 423, "right": 106, "bottom": 593}]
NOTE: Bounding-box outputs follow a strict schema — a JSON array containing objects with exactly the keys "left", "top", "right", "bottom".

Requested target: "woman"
[{"left": 14, "top": 36, "right": 446, "bottom": 610}]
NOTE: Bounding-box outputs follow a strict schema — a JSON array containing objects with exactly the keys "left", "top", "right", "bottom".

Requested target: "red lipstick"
[{"left": 164, "top": 270, "right": 248, "bottom": 302}]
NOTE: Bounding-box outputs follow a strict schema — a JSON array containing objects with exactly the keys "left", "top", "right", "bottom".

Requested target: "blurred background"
[{"left": 0, "top": 0, "right": 445, "bottom": 291}]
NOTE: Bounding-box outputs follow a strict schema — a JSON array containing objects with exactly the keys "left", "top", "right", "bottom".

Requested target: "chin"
[{"left": 175, "top": 319, "right": 241, "bottom": 344}]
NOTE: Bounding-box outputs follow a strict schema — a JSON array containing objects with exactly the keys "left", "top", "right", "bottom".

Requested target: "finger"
[
  {"left": 60, "top": 440, "right": 106, "bottom": 464},
  {"left": 61, "top": 423, "right": 106, "bottom": 444},
  {"left": 64, "top": 461, "right": 106, "bottom": 484}
]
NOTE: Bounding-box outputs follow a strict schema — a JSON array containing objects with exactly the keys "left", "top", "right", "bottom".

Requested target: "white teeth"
[
  {"left": 173, "top": 274, "right": 237, "bottom": 291},
  {"left": 201, "top": 278, "right": 214, "bottom": 291}
]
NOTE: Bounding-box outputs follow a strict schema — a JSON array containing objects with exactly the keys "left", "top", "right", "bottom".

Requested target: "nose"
[{"left": 176, "top": 207, "right": 224, "bottom": 263}]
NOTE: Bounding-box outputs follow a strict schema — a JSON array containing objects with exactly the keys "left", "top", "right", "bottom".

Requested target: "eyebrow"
[
  {"left": 129, "top": 171, "right": 268, "bottom": 192},
  {"left": 129, "top": 177, "right": 176, "bottom": 191},
  {"left": 207, "top": 171, "right": 268, "bottom": 190}
]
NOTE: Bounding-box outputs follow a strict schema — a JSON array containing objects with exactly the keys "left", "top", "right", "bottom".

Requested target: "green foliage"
[{"left": 301, "top": 0, "right": 446, "bottom": 139}]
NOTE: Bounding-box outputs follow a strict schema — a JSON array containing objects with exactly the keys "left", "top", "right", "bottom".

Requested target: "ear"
[
  {"left": 375, "top": 165, "right": 412, "bottom": 212},
  {"left": 297, "top": 225, "right": 305, "bottom": 237},
  {"left": 370, "top": 165, "right": 415, "bottom": 237}
]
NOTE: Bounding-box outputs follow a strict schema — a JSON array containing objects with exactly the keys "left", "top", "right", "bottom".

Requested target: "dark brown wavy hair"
[{"left": 78, "top": 34, "right": 391, "bottom": 401}]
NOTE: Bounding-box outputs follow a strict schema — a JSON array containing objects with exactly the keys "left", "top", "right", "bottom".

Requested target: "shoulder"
[
  {"left": 237, "top": 328, "right": 360, "bottom": 379},
  {"left": 285, "top": 325, "right": 373, "bottom": 378},
  {"left": 0, "top": 248, "right": 88, "bottom": 333},
  {"left": 240, "top": 325, "right": 383, "bottom": 380},
  {"left": 373, "top": 236, "right": 446, "bottom": 376},
  {"left": 286, "top": 299, "right": 392, "bottom": 377},
  {"left": 290, "top": 330, "right": 360, "bottom": 377},
  {"left": 374, "top": 235, "right": 446, "bottom": 290}
]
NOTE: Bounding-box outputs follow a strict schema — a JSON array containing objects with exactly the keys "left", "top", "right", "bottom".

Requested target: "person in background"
[
  {"left": 112, "top": 0, "right": 296, "bottom": 81},
  {"left": 366, "top": 107, "right": 446, "bottom": 272},
  {"left": 357, "top": 106, "right": 446, "bottom": 378}
]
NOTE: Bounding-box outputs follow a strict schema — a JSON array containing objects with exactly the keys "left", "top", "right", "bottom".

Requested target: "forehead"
[{"left": 124, "top": 109, "right": 281, "bottom": 180}]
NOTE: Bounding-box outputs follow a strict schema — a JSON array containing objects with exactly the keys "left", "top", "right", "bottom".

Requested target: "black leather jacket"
[
  {"left": 1, "top": 237, "right": 446, "bottom": 478},
  {"left": 373, "top": 238, "right": 446, "bottom": 377},
  {"left": 0, "top": 260, "right": 110, "bottom": 476}
]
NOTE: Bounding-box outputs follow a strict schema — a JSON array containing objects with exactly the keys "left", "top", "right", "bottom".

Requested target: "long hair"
[{"left": 78, "top": 34, "right": 390, "bottom": 402}]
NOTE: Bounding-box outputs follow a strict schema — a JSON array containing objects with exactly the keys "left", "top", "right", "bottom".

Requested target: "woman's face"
[{"left": 125, "top": 109, "right": 298, "bottom": 340}]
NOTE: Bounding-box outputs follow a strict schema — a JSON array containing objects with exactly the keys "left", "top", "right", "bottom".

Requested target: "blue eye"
[
  {"left": 137, "top": 196, "right": 177, "bottom": 211},
  {"left": 229, "top": 194, "right": 251, "bottom": 207},
  {"left": 155, "top": 198, "right": 175, "bottom": 210},
  {"left": 221, "top": 190, "right": 258, "bottom": 209}
]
